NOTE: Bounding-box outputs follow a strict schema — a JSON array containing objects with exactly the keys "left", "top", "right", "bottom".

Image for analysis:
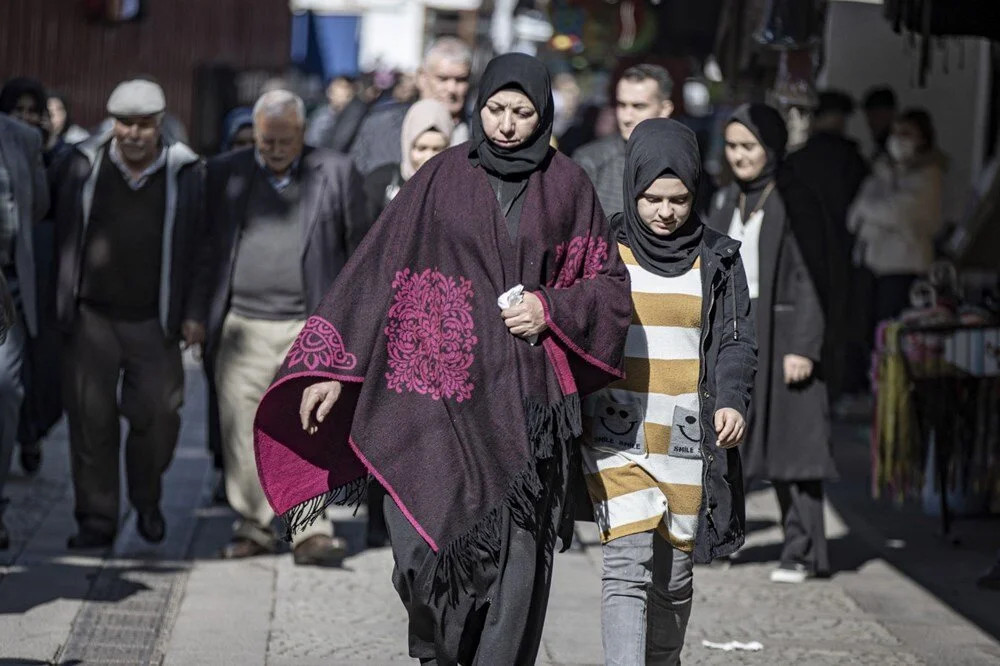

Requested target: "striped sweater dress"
[{"left": 581, "top": 243, "right": 704, "bottom": 550}]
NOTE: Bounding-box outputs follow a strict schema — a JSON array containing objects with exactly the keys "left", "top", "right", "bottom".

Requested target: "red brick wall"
[{"left": 0, "top": 0, "right": 291, "bottom": 135}]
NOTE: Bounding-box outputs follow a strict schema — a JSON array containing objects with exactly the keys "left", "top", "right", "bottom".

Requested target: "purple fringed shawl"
[{"left": 254, "top": 145, "right": 631, "bottom": 596}]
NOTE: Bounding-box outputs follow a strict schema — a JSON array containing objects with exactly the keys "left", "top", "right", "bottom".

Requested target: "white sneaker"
[{"left": 770, "top": 564, "right": 808, "bottom": 584}]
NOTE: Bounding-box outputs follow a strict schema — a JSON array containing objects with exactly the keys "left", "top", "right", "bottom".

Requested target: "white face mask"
[{"left": 887, "top": 135, "right": 917, "bottom": 163}]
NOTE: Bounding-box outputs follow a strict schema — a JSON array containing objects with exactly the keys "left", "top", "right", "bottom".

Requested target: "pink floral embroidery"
[
  {"left": 550, "top": 235, "right": 609, "bottom": 288},
  {"left": 384, "top": 268, "right": 478, "bottom": 402},
  {"left": 287, "top": 316, "right": 358, "bottom": 371}
]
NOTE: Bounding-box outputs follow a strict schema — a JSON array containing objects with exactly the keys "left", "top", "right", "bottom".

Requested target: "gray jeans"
[{"left": 601, "top": 531, "right": 694, "bottom": 666}]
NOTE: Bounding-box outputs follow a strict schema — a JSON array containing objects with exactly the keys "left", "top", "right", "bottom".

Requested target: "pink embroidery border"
[{"left": 535, "top": 291, "right": 625, "bottom": 379}]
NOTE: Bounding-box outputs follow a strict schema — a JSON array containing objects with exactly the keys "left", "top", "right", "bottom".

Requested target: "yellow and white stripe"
[{"left": 581, "top": 244, "right": 704, "bottom": 550}]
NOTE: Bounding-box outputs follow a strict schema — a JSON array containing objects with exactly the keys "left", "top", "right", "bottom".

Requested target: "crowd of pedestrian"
[{"left": 0, "top": 36, "right": 945, "bottom": 663}]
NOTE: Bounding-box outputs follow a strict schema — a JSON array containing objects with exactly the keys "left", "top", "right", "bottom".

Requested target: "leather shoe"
[
  {"left": 293, "top": 535, "right": 348, "bottom": 567},
  {"left": 19, "top": 441, "right": 41, "bottom": 475},
  {"left": 0, "top": 519, "right": 9, "bottom": 550},
  {"left": 136, "top": 508, "right": 166, "bottom": 544},
  {"left": 220, "top": 537, "right": 274, "bottom": 559},
  {"left": 67, "top": 528, "right": 114, "bottom": 550}
]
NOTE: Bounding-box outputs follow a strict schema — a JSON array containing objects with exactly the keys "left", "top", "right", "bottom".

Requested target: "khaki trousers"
[{"left": 215, "top": 312, "right": 331, "bottom": 546}]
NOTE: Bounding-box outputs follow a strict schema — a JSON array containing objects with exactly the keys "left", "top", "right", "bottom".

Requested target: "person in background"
[
  {"left": 364, "top": 99, "right": 453, "bottom": 224},
  {"left": 205, "top": 90, "right": 367, "bottom": 566},
  {"left": 220, "top": 107, "right": 255, "bottom": 154},
  {"left": 0, "top": 76, "right": 61, "bottom": 478},
  {"left": 573, "top": 64, "right": 675, "bottom": 216},
  {"left": 862, "top": 86, "right": 897, "bottom": 161},
  {"left": 52, "top": 79, "right": 208, "bottom": 550},
  {"left": 350, "top": 37, "right": 472, "bottom": 175},
  {"left": 0, "top": 105, "right": 49, "bottom": 549},
  {"left": 787, "top": 90, "right": 868, "bottom": 400},
  {"left": 583, "top": 118, "right": 756, "bottom": 664},
  {"left": 708, "top": 103, "right": 836, "bottom": 584},
  {"left": 848, "top": 109, "right": 945, "bottom": 324},
  {"left": 305, "top": 76, "right": 370, "bottom": 155},
  {"left": 47, "top": 93, "right": 90, "bottom": 148}
]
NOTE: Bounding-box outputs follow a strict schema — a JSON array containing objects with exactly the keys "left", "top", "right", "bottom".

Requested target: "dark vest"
[{"left": 80, "top": 155, "right": 166, "bottom": 320}]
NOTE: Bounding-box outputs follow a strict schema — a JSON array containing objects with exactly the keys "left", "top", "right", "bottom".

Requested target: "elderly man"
[
  {"left": 206, "top": 90, "right": 367, "bottom": 566},
  {"left": 573, "top": 64, "right": 674, "bottom": 215},
  {"left": 0, "top": 112, "right": 49, "bottom": 549},
  {"left": 52, "top": 79, "right": 208, "bottom": 549},
  {"left": 349, "top": 37, "right": 472, "bottom": 175}
]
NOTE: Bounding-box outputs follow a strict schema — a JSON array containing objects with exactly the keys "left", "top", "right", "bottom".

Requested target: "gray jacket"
[
  {"left": 53, "top": 131, "right": 209, "bottom": 336},
  {"left": 0, "top": 114, "right": 50, "bottom": 336},
  {"left": 572, "top": 134, "right": 626, "bottom": 217}
]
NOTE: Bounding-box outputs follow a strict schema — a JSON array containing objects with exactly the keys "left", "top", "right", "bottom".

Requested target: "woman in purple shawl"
[{"left": 254, "top": 53, "right": 631, "bottom": 662}]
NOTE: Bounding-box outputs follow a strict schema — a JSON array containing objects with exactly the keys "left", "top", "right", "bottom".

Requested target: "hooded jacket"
[{"left": 52, "top": 131, "right": 209, "bottom": 335}]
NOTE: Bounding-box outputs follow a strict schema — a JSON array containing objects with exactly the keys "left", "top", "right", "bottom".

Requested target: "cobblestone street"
[{"left": 2, "top": 360, "right": 1000, "bottom": 665}]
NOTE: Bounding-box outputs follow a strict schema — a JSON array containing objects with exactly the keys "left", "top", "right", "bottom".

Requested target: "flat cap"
[{"left": 106, "top": 79, "right": 166, "bottom": 117}]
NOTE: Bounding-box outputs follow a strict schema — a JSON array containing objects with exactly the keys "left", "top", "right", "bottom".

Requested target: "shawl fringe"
[
  {"left": 278, "top": 475, "right": 369, "bottom": 542},
  {"left": 432, "top": 393, "right": 581, "bottom": 606}
]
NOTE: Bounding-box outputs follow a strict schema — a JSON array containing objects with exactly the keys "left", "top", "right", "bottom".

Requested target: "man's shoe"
[
  {"left": 220, "top": 537, "right": 274, "bottom": 559},
  {"left": 67, "top": 528, "right": 115, "bottom": 550},
  {"left": 0, "top": 519, "right": 9, "bottom": 550},
  {"left": 136, "top": 508, "right": 166, "bottom": 544},
  {"left": 293, "top": 535, "right": 348, "bottom": 567},
  {"left": 19, "top": 441, "right": 41, "bottom": 475},
  {"left": 770, "top": 563, "right": 809, "bottom": 584}
]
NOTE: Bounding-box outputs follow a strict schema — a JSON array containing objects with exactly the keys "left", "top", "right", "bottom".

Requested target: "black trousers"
[
  {"left": 774, "top": 480, "right": 829, "bottom": 575},
  {"left": 384, "top": 494, "right": 557, "bottom": 665},
  {"left": 64, "top": 304, "right": 184, "bottom": 536}
]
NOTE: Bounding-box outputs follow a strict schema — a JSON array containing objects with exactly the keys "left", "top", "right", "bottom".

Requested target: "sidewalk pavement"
[{"left": 2, "top": 362, "right": 1000, "bottom": 664}]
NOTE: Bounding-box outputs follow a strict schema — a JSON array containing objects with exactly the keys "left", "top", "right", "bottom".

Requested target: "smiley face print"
[
  {"left": 668, "top": 406, "right": 702, "bottom": 460},
  {"left": 591, "top": 396, "right": 645, "bottom": 455}
]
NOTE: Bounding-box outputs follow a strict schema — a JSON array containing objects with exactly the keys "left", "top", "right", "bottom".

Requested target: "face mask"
[{"left": 887, "top": 135, "right": 917, "bottom": 163}]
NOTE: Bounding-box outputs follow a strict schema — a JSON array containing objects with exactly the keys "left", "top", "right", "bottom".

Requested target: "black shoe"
[
  {"left": 67, "top": 528, "right": 114, "bottom": 550},
  {"left": 136, "top": 508, "right": 166, "bottom": 544},
  {"left": 19, "top": 441, "right": 41, "bottom": 475},
  {"left": 0, "top": 519, "right": 9, "bottom": 550}
]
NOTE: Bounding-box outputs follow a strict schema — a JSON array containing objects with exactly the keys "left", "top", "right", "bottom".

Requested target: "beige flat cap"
[{"left": 106, "top": 79, "right": 166, "bottom": 117}]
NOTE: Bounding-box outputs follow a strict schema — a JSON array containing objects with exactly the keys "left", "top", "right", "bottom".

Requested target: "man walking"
[
  {"left": 349, "top": 37, "right": 472, "bottom": 175},
  {"left": 206, "top": 90, "right": 367, "bottom": 566},
  {"left": 573, "top": 64, "right": 674, "bottom": 216},
  {"left": 0, "top": 112, "right": 49, "bottom": 549},
  {"left": 52, "top": 79, "right": 208, "bottom": 549}
]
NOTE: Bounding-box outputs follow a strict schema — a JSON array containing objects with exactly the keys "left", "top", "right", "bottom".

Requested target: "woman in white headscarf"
[{"left": 363, "top": 99, "right": 454, "bottom": 224}]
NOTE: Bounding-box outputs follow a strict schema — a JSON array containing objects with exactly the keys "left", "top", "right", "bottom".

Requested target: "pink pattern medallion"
[
  {"left": 288, "top": 316, "right": 358, "bottom": 371},
  {"left": 550, "top": 235, "right": 609, "bottom": 288},
  {"left": 384, "top": 268, "right": 478, "bottom": 402}
]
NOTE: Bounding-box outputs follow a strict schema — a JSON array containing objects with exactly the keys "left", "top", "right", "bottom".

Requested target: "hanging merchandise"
[{"left": 752, "top": 0, "right": 826, "bottom": 50}]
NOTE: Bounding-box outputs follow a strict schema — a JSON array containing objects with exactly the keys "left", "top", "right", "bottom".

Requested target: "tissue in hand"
[{"left": 497, "top": 285, "right": 537, "bottom": 345}]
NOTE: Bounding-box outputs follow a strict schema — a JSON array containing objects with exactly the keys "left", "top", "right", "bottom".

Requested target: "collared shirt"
[
  {"left": 109, "top": 139, "right": 167, "bottom": 190},
  {"left": 255, "top": 150, "right": 301, "bottom": 193}
]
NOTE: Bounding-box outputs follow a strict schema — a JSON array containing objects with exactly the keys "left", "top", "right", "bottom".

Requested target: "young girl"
[{"left": 582, "top": 118, "right": 757, "bottom": 665}]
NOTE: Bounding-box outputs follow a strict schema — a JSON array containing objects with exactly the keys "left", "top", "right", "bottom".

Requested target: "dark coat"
[
  {"left": 0, "top": 114, "right": 49, "bottom": 336},
  {"left": 204, "top": 146, "right": 368, "bottom": 351},
  {"left": 51, "top": 132, "right": 209, "bottom": 337},
  {"left": 708, "top": 175, "right": 837, "bottom": 482},
  {"left": 693, "top": 226, "right": 758, "bottom": 563},
  {"left": 787, "top": 132, "right": 869, "bottom": 395}
]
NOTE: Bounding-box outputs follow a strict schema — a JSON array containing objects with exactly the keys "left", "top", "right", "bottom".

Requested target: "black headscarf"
[
  {"left": 616, "top": 118, "right": 704, "bottom": 278},
  {"left": 469, "top": 53, "right": 554, "bottom": 178},
  {"left": 727, "top": 103, "right": 787, "bottom": 207}
]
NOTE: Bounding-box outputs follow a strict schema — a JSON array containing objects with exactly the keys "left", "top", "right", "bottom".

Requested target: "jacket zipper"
[{"left": 699, "top": 271, "right": 718, "bottom": 530}]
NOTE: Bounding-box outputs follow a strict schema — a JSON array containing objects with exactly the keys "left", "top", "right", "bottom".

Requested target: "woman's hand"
[
  {"left": 714, "top": 408, "right": 746, "bottom": 448},
  {"left": 501, "top": 292, "right": 548, "bottom": 340},
  {"left": 299, "top": 381, "right": 343, "bottom": 434},
  {"left": 783, "top": 354, "right": 814, "bottom": 385}
]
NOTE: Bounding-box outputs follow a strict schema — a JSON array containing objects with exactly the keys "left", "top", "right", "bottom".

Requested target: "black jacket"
[
  {"left": 204, "top": 146, "right": 368, "bottom": 351},
  {"left": 52, "top": 133, "right": 208, "bottom": 336},
  {"left": 692, "top": 226, "right": 758, "bottom": 563}
]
